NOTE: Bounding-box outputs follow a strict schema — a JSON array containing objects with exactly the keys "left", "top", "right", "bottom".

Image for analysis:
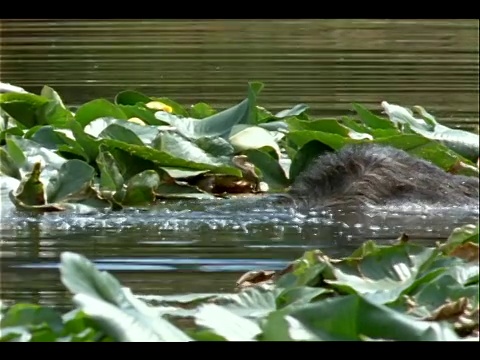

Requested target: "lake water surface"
[{"left": 0, "top": 19, "right": 479, "bottom": 310}]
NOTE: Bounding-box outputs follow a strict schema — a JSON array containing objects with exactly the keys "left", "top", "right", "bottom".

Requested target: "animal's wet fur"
[{"left": 287, "top": 144, "right": 479, "bottom": 209}]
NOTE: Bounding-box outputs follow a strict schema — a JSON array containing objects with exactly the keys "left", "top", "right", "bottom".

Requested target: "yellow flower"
[
  {"left": 127, "top": 117, "right": 146, "bottom": 126},
  {"left": 146, "top": 101, "right": 173, "bottom": 113}
]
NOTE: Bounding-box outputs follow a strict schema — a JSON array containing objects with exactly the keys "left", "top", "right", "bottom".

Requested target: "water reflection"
[{"left": 1, "top": 197, "right": 477, "bottom": 309}]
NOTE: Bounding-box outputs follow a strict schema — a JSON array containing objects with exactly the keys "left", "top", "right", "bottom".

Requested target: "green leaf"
[
  {"left": 382, "top": 101, "right": 479, "bottom": 162},
  {"left": 0, "top": 304, "right": 64, "bottom": 334},
  {"left": 120, "top": 170, "right": 160, "bottom": 206},
  {"left": 353, "top": 103, "right": 396, "bottom": 129},
  {"left": 0, "top": 92, "right": 50, "bottom": 128},
  {"left": 96, "top": 147, "right": 124, "bottom": 193},
  {"left": 275, "top": 104, "right": 309, "bottom": 119},
  {"left": 153, "top": 131, "right": 234, "bottom": 169},
  {"left": 243, "top": 149, "right": 289, "bottom": 191},
  {"left": 0, "top": 148, "right": 21, "bottom": 179},
  {"left": 151, "top": 97, "right": 188, "bottom": 117},
  {"left": 289, "top": 141, "right": 334, "bottom": 182},
  {"left": 37, "top": 85, "right": 74, "bottom": 128},
  {"left": 5, "top": 136, "right": 27, "bottom": 166},
  {"left": 0, "top": 126, "right": 25, "bottom": 143},
  {"left": 30, "top": 126, "right": 87, "bottom": 160},
  {"left": 99, "top": 124, "right": 145, "bottom": 146},
  {"left": 103, "top": 138, "right": 241, "bottom": 177},
  {"left": 114, "top": 90, "right": 151, "bottom": 106},
  {"left": 5, "top": 136, "right": 67, "bottom": 183},
  {"left": 325, "top": 243, "right": 438, "bottom": 304},
  {"left": 194, "top": 304, "right": 262, "bottom": 341},
  {"left": 45, "top": 159, "right": 96, "bottom": 203},
  {"left": 373, "top": 135, "right": 478, "bottom": 175},
  {"left": 69, "top": 120, "right": 101, "bottom": 162},
  {"left": 10, "top": 162, "right": 46, "bottom": 206},
  {"left": 287, "top": 294, "right": 460, "bottom": 341},
  {"left": 246, "top": 81, "right": 264, "bottom": 124},
  {"left": 118, "top": 104, "right": 167, "bottom": 126},
  {"left": 155, "top": 83, "right": 260, "bottom": 140},
  {"left": 75, "top": 99, "right": 127, "bottom": 127},
  {"left": 189, "top": 102, "right": 217, "bottom": 119},
  {"left": 214, "top": 286, "right": 279, "bottom": 319},
  {"left": 443, "top": 224, "right": 479, "bottom": 251},
  {"left": 60, "top": 252, "right": 192, "bottom": 342},
  {"left": 287, "top": 130, "right": 357, "bottom": 150},
  {"left": 194, "top": 136, "right": 235, "bottom": 158},
  {"left": 276, "top": 287, "right": 332, "bottom": 309}
]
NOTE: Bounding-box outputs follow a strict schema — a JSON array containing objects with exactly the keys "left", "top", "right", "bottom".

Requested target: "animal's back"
[{"left": 288, "top": 144, "right": 479, "bottom": 209}]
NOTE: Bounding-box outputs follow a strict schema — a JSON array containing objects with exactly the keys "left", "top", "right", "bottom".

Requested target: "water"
[{"left": 0, "top": 19, "right": 479, "bottom": 310}]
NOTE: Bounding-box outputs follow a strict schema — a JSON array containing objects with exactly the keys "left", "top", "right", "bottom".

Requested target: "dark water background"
[{"left": 0, "top": 19, "right": 479, "bottom": 310}]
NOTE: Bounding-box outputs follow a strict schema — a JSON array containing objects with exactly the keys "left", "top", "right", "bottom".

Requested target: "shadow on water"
[{"left": 1, "top": 194, "right": 478, "bottom": 310}]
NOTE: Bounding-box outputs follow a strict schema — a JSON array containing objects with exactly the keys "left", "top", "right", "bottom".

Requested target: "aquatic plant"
[
  {"left": 1, "top": 224, "right": 478, "bottom": 342},
  {"left": 1, "top": 82, "right": 478, "bottom": 213}
]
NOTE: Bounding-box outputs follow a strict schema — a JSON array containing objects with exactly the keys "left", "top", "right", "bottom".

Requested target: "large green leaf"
[
  {"left": 88, "top": 118, "right": 161, "bottom": 145},
  {"left": 120, "top": 170, "right": 160, "bottom": 206},
  {"left": 45, "top": 159, "right": 96, "bottom": 203},
  {"left": 0, "top": 304, "right": 64, "bottom": 342},
  {"left": 99, "top": 124, "right": 145, "bottom": 146},
  {"left": 118, "top": 104, "right": 167, "bottom": 126},
  {"left": 325, "top": 243, "right": 438, "bottom": 304},
  {"left": 189, "top": 102, "right": 217, "bottom": 119},
  {"left": 243, "top": 149, "right": 289, "bottom": 190},
  {"left": 69, "top": 120, "right": 101, "bottom": 163},
  {"left": 213, "top": 286, "right": 279, "bottom": 319},
  {"left": 153, "top": 131, "right": 229, "bottom": 167},
  {"left": 96, "top": 147, "right": 124, "bottom": 193},
  {"left": 75, "top": 99, "right": 128, "bottom": 127},
  {"left": 0, "top": 147, "right": 21, "bottom": 180},
  {"left": 60, "top": 252, "right": 192, "bottom": 342},
  {"left": 382, "top": 101, "right": 479, "bottom": 161},
  {"left": 37, "top": 85, "right": 74, "bottom": 128},
  {"left": 0, "top": 92, "right": 50, "bottom": 128},
  {"left": 114, "top": 90, "right": 151, "bottom": 106},
  {"left": 194, "top": 136, "right": 235, "bottom": 158},
  {"left": 374, "top": 135, "right": 478, "bottom": 175},
  {"left": 275, "top": 104, "right": 309, "bottom": 119},
  {"left": 353, "top": 103, "right": 396, "bottom": 130},
  {"left": 155, "top": 82, "right": 261, "bottom": 140},
  {"left": 194, "top": 304, "right": 262, "bottom": 341},
  {"left": 151, "top": 97, "right": 188, "bottom": 117},
  {"left": 5, "top": 136, "right": 67, "bottom": 184},
  {"left": 287, "top": 130, "right": 356, "bottom": 150},
  {"left": 284, "top": 294, "right": 460, "bottom": 341},
  {"left": 102, "top": 138, "right": 241, "bottom": 177},
  {"left": 30, "top": 126, "right": 87, "bottom": 160}
]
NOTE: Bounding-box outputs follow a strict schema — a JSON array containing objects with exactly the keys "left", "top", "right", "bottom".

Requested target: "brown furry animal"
[{"left": 288, "top": 144, "right": 479, "bottom": 209}]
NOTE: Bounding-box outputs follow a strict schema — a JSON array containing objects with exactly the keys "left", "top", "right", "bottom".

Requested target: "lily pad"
[{"left": 75, "top": 99, "right": 128, "bottom": 127}]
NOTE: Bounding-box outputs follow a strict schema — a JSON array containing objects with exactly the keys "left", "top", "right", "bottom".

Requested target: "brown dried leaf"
[
  {"left": 427, "top": 297, "right": 469, "bottom": 321},
  {"left": 236, "top": 270, "right": 275, "bottom": 289},
  {"left": 449, "top": 242, "right": 479, "bottom": 263},
  {"left": 448, "top": 160, "right": 479, "bottom": 175}
]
